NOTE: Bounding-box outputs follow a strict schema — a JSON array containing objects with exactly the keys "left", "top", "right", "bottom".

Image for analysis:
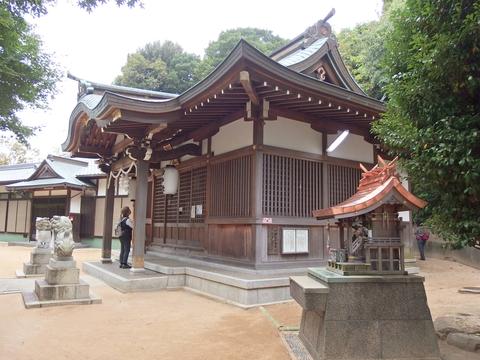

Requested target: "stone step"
[
  {"left": 35, "top": 279, "right": 90, "bottom": 301},
  {"left": 23, "top": 262, "right": 47, "bottom": 275}
]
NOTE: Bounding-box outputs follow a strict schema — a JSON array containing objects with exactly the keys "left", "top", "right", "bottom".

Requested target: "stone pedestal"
[
  {"left": 290, "top": 268, "right": 440, "bottom": 360},
  {"left": 17, "top": 247, "right": 52, "bottom": 277},
  {"left": 22, "top": 257, "right": 101, "bottom": 308}
]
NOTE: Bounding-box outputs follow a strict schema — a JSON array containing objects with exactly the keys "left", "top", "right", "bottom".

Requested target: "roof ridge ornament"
[{"left": 304, "top": 8, "right": 335, "bottom": 46}]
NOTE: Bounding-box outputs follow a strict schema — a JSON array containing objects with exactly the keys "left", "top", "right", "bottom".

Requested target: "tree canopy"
[
  {"left": 115, "top": 28, "right": 288, "bottom": 93},
  {"left": 197, "top": 28, "right": 289, "bottom": 78},
  {"left": 336, "top": 21, "right": 386, "bottom": 100},
  {"left": 115, "top": 41, "right": 202, "bottom": 93},
  {"left": 0, "top": 0, "right": 142, "bottom": 145},
  {"left": 373, "top": 0, "right": 480, "bottom": 248}
]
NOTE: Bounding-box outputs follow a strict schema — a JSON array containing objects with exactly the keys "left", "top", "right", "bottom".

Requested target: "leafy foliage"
[
  {"left": 115, "top": 28, "right": 288, "bottom": 93},
  {"left": 0, "top": 4, "right": 59, "bottom": 144},
  {"left": 197, "top": 28, "right": 288, "bottom": 78},
  {"left": 336, "top": 1, "right": 403, "bottom": 100},
  {"left": 0, "top": 138, "right": 40, "bottom": 165},
  {"left": 0, "top": 0, "right": 142, "bottom": 144},
  {"left": 373, "top": 0, "right": 480, "bottom": 247},
  {"left": 115, "top": 41, "right": 201, "bottom": 93},
  {"left": 336, "top": 21, "right": 387, "bottom": 100}
]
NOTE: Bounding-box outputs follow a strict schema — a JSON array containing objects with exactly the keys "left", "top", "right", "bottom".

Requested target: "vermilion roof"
[{"left": 313, "top": 157, "right": 427, "bottom": 220}]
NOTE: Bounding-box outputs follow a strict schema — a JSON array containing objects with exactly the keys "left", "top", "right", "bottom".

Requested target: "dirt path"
[{"left": 0, "top": 245, "right": 478, "bottom": 360}]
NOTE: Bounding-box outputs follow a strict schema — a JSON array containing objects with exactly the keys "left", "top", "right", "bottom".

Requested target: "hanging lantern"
[
  {"left": 163, "top": 165, "right": 179, "bottom": 195},
  {"left": 118, "top": 174, "right": 129, "bottom": 195}
]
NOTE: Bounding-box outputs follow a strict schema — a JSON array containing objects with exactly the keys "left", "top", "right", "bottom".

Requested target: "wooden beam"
[
  {"left": 77, "top": 145, "right": 112, "bottom": 157},
  {"left": 146, "top": 123, "right": 168, "bottom": 139},
  {"left": 270, "top": 105, "right": 370, "bottom": 137},
  {"left": 111, "top": 155, "right": 134, "bottom": 172},
  {"left": 239, "top": 71, "right": 259, "bottom": 105},
  {"left": 112, "top": 137, "right": 133, "bottom": 155},
  {"left": 149, "top": 143, "right": 201, "bottom": 163}
]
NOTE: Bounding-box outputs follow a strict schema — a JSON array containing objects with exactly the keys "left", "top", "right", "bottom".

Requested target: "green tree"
[
  {"left": 115, "top": 41, "right": 201, "bottom": 93},
  {"left": 0, "top": 138, "right": 40, "bottom": 165},
  {"left": 0, "top": 0, "right": 142, "bottom": 144},
  {"left": 197, "top": 28, "right": 289, "bottom": 78},
  {"left": 336, "top": 1, "right": 403, "bottom": 100},
  {"left": 373, "top": 0, "right": 480, "bottom": 248},
  {"left": 336, "top": 21, "right": 386, "bottom": 100}
]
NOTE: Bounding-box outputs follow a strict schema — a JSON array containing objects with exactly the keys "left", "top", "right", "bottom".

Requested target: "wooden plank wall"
[
  {"left": 209, "top": 154, "right": 252, "bottom": 217},
  {"left": 263, "top": 153, "right": 322, "bottom": 217},
  {"left": 328, "top": 163, "right": 362, "bottom": 206},
  {"left": 149, "top": 146, "right": 363, "bottom": 266}
]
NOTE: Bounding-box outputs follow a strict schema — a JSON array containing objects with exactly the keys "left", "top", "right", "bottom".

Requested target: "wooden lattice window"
[
  {"left": 178, "top": 167, "right": 207, "bottom": 223},
  {"left": 328, "top": 164, "right": 362, "bottom": 206},
  {"left": 152, "top": 166, "right": 207, "bottom": 224},
  {"left": 209, "top": 155, "right": 252, "bottom": 217},
  {"left": 263, "top": 154, "right": 322, "bottom": 217}
]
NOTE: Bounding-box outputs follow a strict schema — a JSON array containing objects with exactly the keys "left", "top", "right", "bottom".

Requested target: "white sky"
[{"left": 18, "top": 0, "right": 382, "bottom": 159}]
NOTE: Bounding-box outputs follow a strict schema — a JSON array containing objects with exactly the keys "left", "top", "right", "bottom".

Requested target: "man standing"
[{"left": 415, "top": 223, "right": 430, "bottom": 260}]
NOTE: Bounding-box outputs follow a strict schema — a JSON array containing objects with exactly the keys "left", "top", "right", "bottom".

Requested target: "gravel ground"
[{"left": 0, "top": 245, "right": 478, "bottom": 360}]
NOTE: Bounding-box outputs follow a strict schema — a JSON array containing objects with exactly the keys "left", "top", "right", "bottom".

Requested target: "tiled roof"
[
  {"left": 0, "top": 163, "right": 38, "bottom": 184},
  {"left": 278, "top": 38, "right": 328, "bottom": 67},
  {"left": 313, "top": 157, "right": 427, "bottom": 220},
  {"left": 6, "top": 155, "right": 95, "bottom": 190}
]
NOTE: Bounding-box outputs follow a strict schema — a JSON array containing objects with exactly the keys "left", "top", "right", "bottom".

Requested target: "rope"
[{"left": 108, "top": 161, "right": 137, "bottom": 188}]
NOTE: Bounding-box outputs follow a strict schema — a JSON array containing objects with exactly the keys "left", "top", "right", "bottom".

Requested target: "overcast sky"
[{"left": 18, "top": 0, "right": 383, "bottom": 159}]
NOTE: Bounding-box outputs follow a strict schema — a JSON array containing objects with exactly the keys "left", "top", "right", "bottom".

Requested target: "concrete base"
[
  {"left": 83, "top": 262, "right": 169, "bottom": 293},
  {"left": 83, "top": 255, "right": 305, "bottom": 307},
  {"left": 22, "top": 291, "right": 101, "bottom": 309},
  {"left": 290, "top": 268, "right": 441, "bottom": 360},
  {"left": 22, "top": 256, "right": 101, "bottom": 309},
  {"left": 20, "top": 247, "right": 52, "bottom": 277}
]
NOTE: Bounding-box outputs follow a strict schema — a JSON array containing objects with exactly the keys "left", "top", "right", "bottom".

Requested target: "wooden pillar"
[
  {"left": 131, "top": 159, "right": 148, "bottom": 272},
  {"left": 252, "top": 115, "right": 264, "bottom": 265},
  {"left": 322, "top": 132, "right": 329, "bottom": 208},
  {"left": 101, "top": 176, "right": 115, "bottom": 263}
]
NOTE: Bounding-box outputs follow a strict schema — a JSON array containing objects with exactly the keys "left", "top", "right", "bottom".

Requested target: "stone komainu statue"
[{"left": 50, "top": 216, "right": 75, "bottom": 259}]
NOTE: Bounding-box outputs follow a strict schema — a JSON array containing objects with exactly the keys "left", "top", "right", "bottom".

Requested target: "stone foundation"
[
  {"left": 18, "top": 248, "right": 52, "bottom": 277},
  {"left": 23, "top": 257, "right": 100, "bottom": 309},
  {"left": 290, "top": 268, "right": 441, "bottom": 360}
]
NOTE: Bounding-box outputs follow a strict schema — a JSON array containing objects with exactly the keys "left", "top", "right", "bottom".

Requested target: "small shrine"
[
  {"left": 313, "top": 156, "right": 427, "bottom": 275},
  {"left": 290, "top": 156, "right": 440, "bottom": 360}
]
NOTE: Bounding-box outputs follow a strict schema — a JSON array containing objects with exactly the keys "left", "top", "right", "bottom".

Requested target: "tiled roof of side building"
[
  {"left": 0, "top": 162, "right": 39, "bottom": 184},
  {"left": 6, "top": 155, "right": 96, "bottom": 190}
]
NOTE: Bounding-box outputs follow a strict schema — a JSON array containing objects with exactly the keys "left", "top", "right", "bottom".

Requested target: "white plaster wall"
[
  {"left": 211, "top": 119, "right": 252, "bottom": 155},
  {"left": 264, "top": 117, "right": 323, "bottom": 154},
  {"left": 94, "top": 198, "right": 105, "bottom": 237},
  {"left": 97, "top": 178, "right": 107, "bottom": 196},
  {"left": 398, "top": 168, "right": 411, "bottom": 222},
  {"left": 15, "top": 200, "right": 28, "bottom": 233},
  {"left": 70, "top": 190, "right": 82, "bottom": 214},
  {"left": 327, "top": 132, "right": 373, "bottom": 163},
  {"left": 201, "top": 139, "right": 208, "bottom": 155},
  {"left": 0, "top": 201, "right": 6, "bottom": 232},
  {"left": 6, "top": 200, "right": 17, "bottom": 232}
]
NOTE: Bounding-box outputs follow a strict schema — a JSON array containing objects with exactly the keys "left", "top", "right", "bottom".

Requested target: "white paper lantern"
[{"left": 163, "top": 165, "right": 179, "bottom": 195}]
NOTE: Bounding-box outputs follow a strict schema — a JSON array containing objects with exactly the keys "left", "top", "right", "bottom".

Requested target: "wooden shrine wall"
[{"left": 149, "top": 145, "right": 363, "bottom": 267}]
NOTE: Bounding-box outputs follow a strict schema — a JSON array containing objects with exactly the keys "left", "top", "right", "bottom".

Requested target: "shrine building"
[{"left": 62, "top": 15, "right": 387, "bottom": 272}]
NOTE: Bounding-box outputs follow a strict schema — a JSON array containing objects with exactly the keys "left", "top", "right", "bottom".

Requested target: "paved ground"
[{"left": 0, "top": 245, "right": 478, "bottom": 360}]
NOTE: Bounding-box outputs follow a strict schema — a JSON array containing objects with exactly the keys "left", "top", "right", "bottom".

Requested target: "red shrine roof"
[{"left": 313, "top": 156, "right": 427, "bottom": 220}]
